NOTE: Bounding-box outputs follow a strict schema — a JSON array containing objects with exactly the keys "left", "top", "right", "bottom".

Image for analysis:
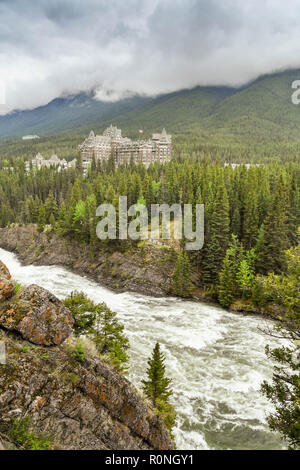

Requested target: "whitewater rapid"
[{"left": 0, "top": 248, "right": 284, "bottom": 450}]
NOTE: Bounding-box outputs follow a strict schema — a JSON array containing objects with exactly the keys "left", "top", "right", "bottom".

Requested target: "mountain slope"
[
  {"left": 111, "top": 69, "right": 300, "bottom": 138},
  {"left": 111, "top": 86, "right": 236, "bottom": 135},
  {"left": 0, "top": 68, "right": 300, "bottom": 139},
  {"left": 0, "top": 92, "right": 151, "bottom": 138},
  {"left": 201, "top": 69, "right": 300, "bottom": 138}
]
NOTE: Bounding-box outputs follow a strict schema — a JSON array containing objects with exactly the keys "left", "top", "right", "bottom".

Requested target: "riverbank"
[
  {"left": 0, "top": 224, "right": 203, "bottom": 298},
  {"left": 0, "top": 224, "right": 281, "bottom": 319}
]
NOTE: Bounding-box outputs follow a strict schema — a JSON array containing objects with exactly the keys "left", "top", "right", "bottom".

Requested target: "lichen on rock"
[
  {"left": 0, "top": 261, "right": 15, "bottom": 303},
  {"left": 0, "top": 261, "right": 11, "bottom": 280},
  {"left": 0, "top": 284, "right": 74, "bottom": 347}
]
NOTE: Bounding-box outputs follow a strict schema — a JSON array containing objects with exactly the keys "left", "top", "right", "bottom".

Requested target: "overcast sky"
[{"left": 1, "top": 0, "right": 300, "bottom": 113}]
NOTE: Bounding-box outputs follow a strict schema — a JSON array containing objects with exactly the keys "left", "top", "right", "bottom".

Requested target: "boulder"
[
  {"left": 0, "top": 261, "right": 14, "bottom": 302},
  {"left": 0, "top": 261, "right": 11, "bottom": 280},
  {"left": 0, "top": 278, "right": 15, "bottom": 303},
  {"left": 0, "top": 284, "right": 74, "bottom": 346}
]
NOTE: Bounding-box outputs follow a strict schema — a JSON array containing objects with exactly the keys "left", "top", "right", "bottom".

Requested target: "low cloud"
[{"left": 1, "top": 0, "right": 300, "bottom": 113}]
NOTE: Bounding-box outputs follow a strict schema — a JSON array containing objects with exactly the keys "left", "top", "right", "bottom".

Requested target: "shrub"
[
  {"left": 14, "top": 283, "right": 22, "bottom": 296},
  {"left": 67, "top": 339, "right": 87, "bottom": 362},
  {"left": 63, "top": 292, "right": 129, "bottom": 371},
  {"left": 8, "top": 417, "right": 53, "bottom": 450},
  {"left": 251, "top": 278, "right": 271, "bottom": 306}
]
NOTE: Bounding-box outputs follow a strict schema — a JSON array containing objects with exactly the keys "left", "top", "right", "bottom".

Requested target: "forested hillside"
[
  {"left": 1, "top": 129, "right": 300, "bottom": 168},
  {"left": 1, "top": 68, "right": 300, "bottom": 140},
  {"left": 0, "top": 92, "right": 150, "bottom": 138},
  {"left": 0, "top": 156, "right": 299, "bottom": 304},
  {"left": 112, "top": 69, "right": 300, "bottom": 138}
]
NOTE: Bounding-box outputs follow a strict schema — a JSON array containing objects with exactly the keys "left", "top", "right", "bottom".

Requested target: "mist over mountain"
[
  {"left": 2, "top": 0, "right": 300, "bottom": 115},
  {"left": 0, "top": 91, "right": 151, "bottom": 139},
  {"left": 0, "top": 68, "right": 300, "bottom": 140}
]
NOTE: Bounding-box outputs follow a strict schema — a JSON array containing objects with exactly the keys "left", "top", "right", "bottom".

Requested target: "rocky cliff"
[
  {"left": 0, "top": 224, "right": 280, "bottom": 316},
  {"left": 0, "top": 260, "right": 173, "bottom": 450},
  {"left": 0, "top": 224, "right": 178, "bottom": 297}
]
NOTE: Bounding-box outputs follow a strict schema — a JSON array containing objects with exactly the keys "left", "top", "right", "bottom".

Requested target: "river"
[{"left": 0, "top": 248, "right": 284, "bottom": 450}]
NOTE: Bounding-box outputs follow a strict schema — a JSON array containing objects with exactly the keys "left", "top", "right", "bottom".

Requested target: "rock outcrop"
[
  {"left": 0, "top": 261, "right": 11, "bottom": 280},
  {"left": 0, "top": 224, "right": 209, "bottom": 300},
  {"left": 0, "top": 261, "right": 173, "bottom": 450},
  {"left": 0, "top": 224, "right": 186, "bottom": 297},
  {"left": 0, "top": 261, "right": 15, "bottom": 303},
  {"left": 0, "top": 284, "right": 74, "bottom": 346}
]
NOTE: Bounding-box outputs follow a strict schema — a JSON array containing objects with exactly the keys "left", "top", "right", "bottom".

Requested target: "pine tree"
[
  {"left": 236, "top": 256, "right": 255, "bottom": 298},
  {"left": 256, "top": 180, "right": 289, "bottom": 274},
  {"left": 86, "top": 193, "right": 98, "bottom": 254},
  {"left": 37, "top": 203, "right": 46, "bottom": 233},
  {"left": 202, "top": 175, "right": 230, "bottom": 285},
  {"left": 44, "top": 190, "right": 58, "bottom": 223},
  {"left": 49, "top": 213, "right": 56, "bottom": 229},
  {"left": 173, "top": 251, "right": 193, "bottom": 297},
  {"left": 242, "top": 187, "right": 259, "bottom": 249},
  {"left": 63, "top": 292, "right": 129, "bottom": 372},
  {"left": 218, "top": 236, "right": 243, "bottom": 307},
  {"left": 142, "top": 343, "right": 172, "bottom": 406}
]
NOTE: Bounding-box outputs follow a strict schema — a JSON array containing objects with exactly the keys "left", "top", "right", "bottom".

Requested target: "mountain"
[
  {"left": 112, "top": 69, "right": 300, "bottom": 139},
  {"left": 201, "top": 69, "right": 300, "bottom": 139},
  {"left": 0, "top": 69, "right": 300, "bottom": 140},
  {"left": 111, "top": 85, "right": 236, "bottom": 136},
  {"left": 0, "top": 92, "right": 151, "bottom": 138}
]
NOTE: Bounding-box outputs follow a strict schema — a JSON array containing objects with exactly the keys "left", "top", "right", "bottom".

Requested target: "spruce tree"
[
  {"left": 173, "top": 251, "right": 193, "bottom": 297},
  {"left": 63, "top": 292, "right": 129, "bottom": 372},
  {"left": 287, "top": 180, "right": 300, "bottom": 246},
  {"left": 236, "top": 256, "right": 255, "bottom": 298},
  {"left": 202, "top": 175, "right": 230, "bottom": 285},
  {"left": 218, "top": 236, "right": 243, "bottom": 307},
  {"left": 37, "top": 203, "right": 46, "bottom": 233},
  {"left": 256, "top": 180, "right": 289, "bottom": 274},
  {"left": 231, "top": 207, "right": 241, "bottom": 237},
  {"left": 142, "top": 343, "right": 172, "bottom": 406},
  {"left": 49, "top": 213, "right": 56, "bottom": 229},
  {"left": 86, "top": 193, "right": 98, "bottom": 255},
  {"left": 44, "top": 190, "right": 58, "bottom": 223},
  {"left": 242, "top": 187, "right": 259, "bottom": 249}
]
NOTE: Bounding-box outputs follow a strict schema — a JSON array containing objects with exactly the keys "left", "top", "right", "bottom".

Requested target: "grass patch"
[{"left": 8, "top": 417, "right": 54, "bottom": 450}]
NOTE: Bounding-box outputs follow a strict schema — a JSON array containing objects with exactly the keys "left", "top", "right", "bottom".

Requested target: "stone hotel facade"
[
  {"left": 26, "top": 153, "right": 77, "bottom": 172},
  {"left": 79, "top": 125, "right": 172, "bottom": 171}
]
